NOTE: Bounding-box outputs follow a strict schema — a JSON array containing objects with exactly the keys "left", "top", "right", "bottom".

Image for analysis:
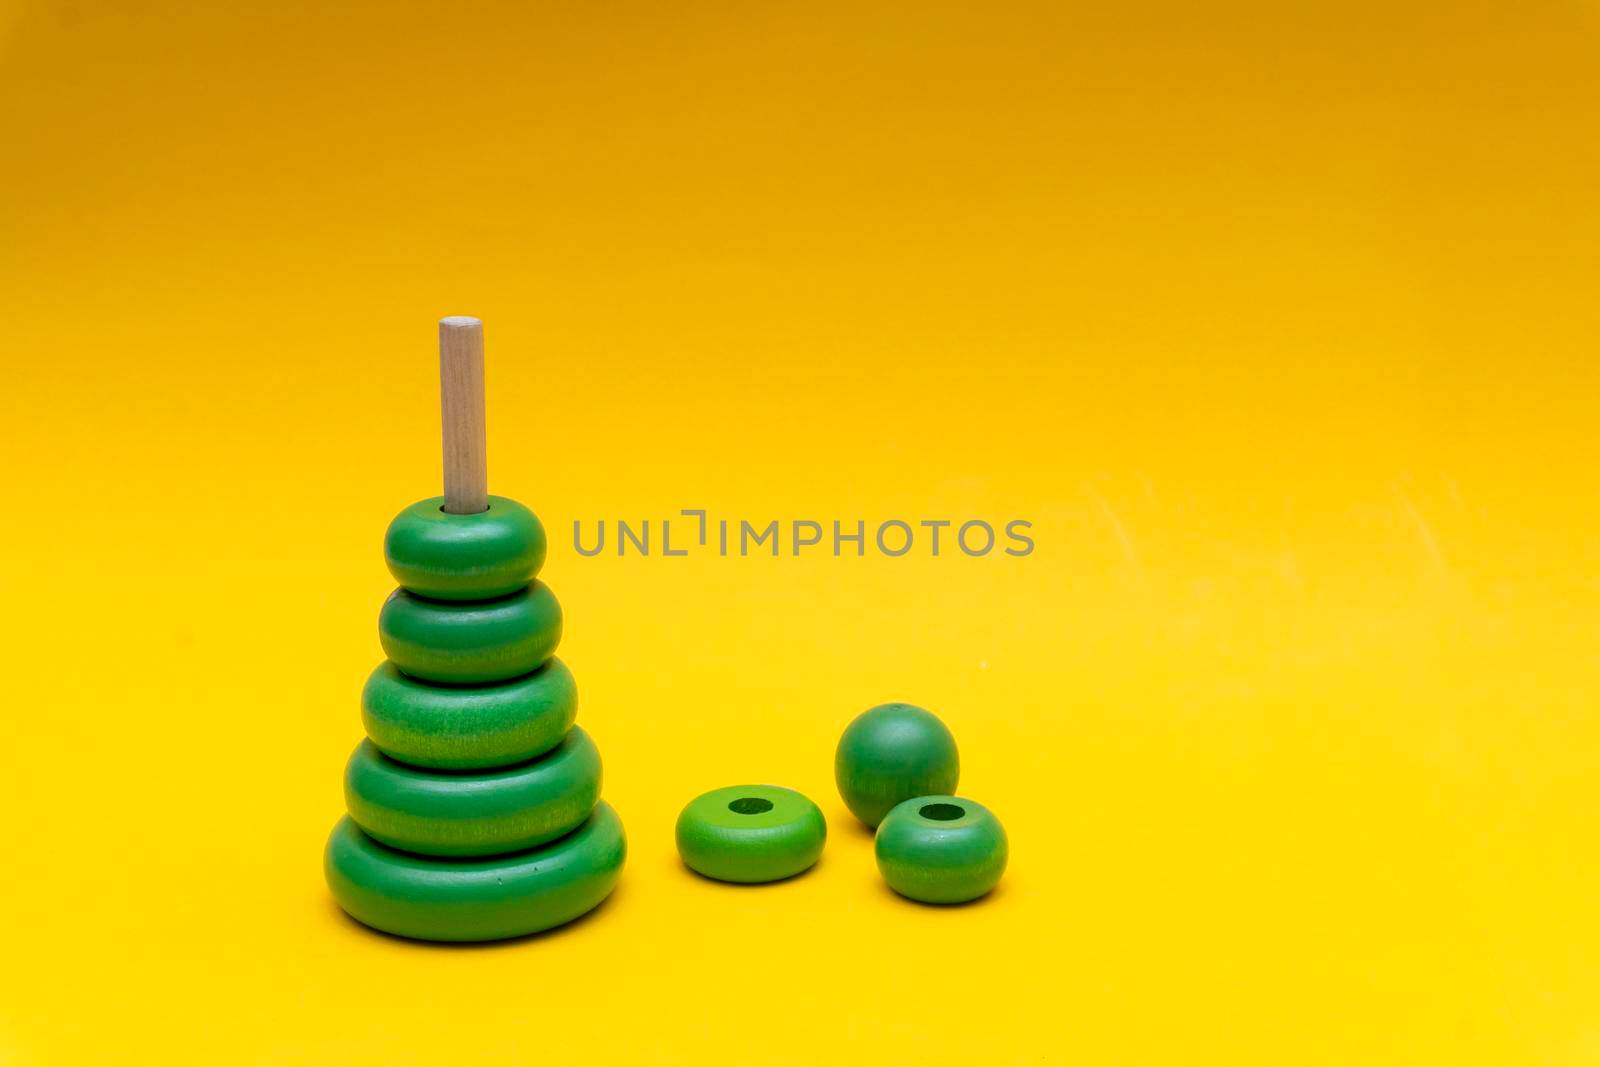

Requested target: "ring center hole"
[
  {"left": 919, "top": 803, "right": 965, "bottom": 821},
  {"left": 728, "top": 797, "right": 774, "bottom": 815}
]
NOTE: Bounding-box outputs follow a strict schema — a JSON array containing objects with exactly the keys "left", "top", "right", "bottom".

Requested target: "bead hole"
[
  {"left": 728, "top": 797, "right": 774, "bottom": 815},
  {"left": 919, "top": 803, "right": 965, "bottom": 821}
]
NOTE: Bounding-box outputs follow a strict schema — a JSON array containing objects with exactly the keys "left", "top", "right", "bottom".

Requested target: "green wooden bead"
[
  {"left": 361, "top": 657, "right": 577, "bottom": 770},
  {"left": 874, "top": 795, "right": 1008, "bottom": 904},
  {"left": 835, "top": 702, "right": 960, "bottom": 827},
  {"left": 675, "top": 784, "right": 827, "bottom": 884},
  {"left": 325, "top": 801, "right": 626, "bottom": 942},
  {"left": 384, "top": 496, "right": 547, "bottom": 600},
  {"left": 378, "top": 582, "right": 562, "bottom": 684},
  {"left": 343, "top": 726, "right": 602, "bottom": 857}
]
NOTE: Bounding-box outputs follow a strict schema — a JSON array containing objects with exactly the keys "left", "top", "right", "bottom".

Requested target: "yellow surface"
[{"left": 2, "top": 1, "right": 1598, "bottom": 1063}]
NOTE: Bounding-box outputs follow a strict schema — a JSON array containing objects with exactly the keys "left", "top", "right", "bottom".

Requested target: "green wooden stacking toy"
[{"left": 325, "top": 316, "right": 625, "bottom": 942}]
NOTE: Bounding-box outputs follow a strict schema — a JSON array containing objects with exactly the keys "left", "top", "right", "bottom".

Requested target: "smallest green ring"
[
  {"left": 675, "top": 784, "right": 827, "bottom": 884},
  {"left": 385, "top": 495, "right": 547, "bottom": 601},
  {"left": 874, "top": 794, "right": 1008, "bottom": 905}
]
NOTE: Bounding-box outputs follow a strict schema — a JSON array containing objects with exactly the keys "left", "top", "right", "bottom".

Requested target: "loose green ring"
[
  {"left": 379, "top": 582, "right": 562, "bottom": 684},
  {"left": 326, "top": 801, "right": 626, "bottom": 942},
  {"left": 874, "top": 795, "right": 1007, "bottom": 904},
  {"left": 384, "top": 496, "right": 547, "bottom": 601},
  {"left": 675, "top": 784, "right": 827, "bottom": 884},
  {"left": 344, "top": 726, "right": 602, "bottom": 857},
  {"left": 361, "top": 658, "right": 577, "bottom": 770}
]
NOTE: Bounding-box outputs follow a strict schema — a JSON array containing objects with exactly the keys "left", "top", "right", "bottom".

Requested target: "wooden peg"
[{"left": 438, "top": 316, "right": 488, "bottom": 514}]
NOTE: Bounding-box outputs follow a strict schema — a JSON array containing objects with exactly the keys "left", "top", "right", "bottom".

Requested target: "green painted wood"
[
  {"left": 325, "top": 801, "right": 626, "bottom": 942},
  {"left": 675, "top": 784, "right": 827, "bottom": 884},
  {"left": 344, "top": 726, "right": 601, "bottom": 857},
  {"left": 378, "top": 581, "right": 562, "bottom": 684},
  {"left": 384, "top": 495, "right": 547, "bottom": 601},
  {"left": 834, "top": 703, "right": 960, "bottom": 827},
  {"left": 874, "top": 795, "right": 1008, "bottom": 904},
  {"left": 361, "top": 657, "right": 577, "bottom": 770}
]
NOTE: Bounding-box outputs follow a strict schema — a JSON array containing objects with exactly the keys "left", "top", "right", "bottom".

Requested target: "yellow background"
[{"left": 3, "top": 1, "right": 1598, "bottom": 1062}]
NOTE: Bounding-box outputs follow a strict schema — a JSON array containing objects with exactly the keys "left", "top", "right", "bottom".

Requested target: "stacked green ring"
[
  {"left": 675, "top": 784, "right": 828, "bottom": 884},
  {"left": 384, "top": 496, "right": 547, "bottom": 600},
  {"left": 344, "top": 727, "right": 602, "bottom": 857},
  {"left": 361, "top": 658, "right": 577, "bottom": 770},
  {"left": 874, "top": 795, "right": 1008, "bottom": 904},
  {"left": 379, "top": 582, "right": 562, "bottom": 684},
  {"left": 326, "top": 801, "right": 627, "bottom": 942}
]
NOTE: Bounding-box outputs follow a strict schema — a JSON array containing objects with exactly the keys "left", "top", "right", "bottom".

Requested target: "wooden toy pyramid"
[{"left": 325, "top": 317, "right": 625, "bottom": 941}]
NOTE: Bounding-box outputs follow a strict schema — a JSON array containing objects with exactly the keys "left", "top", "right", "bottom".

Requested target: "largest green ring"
[
  {"left": 361, "top": 658, "right": 577, "bottom": 770},
  {"left": 384, "top": 496, "right": 547, "bottom": 601},
  {"left": 379, "top": 582, "right": 563, "bottom": 684},
  {"left": 344, "top": 726, "right": 602, "bottom": 857},
  {"left": 325, "top": 801, "right": 626, "bottom": 942}
]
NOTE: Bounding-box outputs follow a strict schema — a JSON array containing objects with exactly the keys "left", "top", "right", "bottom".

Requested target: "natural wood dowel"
[{"left": 439, "top": 316, "right": 488, "bottom": 514}]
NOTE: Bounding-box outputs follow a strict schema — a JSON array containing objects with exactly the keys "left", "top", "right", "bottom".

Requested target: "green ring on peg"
[
  {"left": 378, "top": 582, "right": 562, "bottom": 684},
  {"left": 874, "top": 795, "right": 1008, "bottom": 904},
  {"left": 361, "top": 657, "right": 577, "bottom": 770},
  {"left": 835, "top": 702, "right": 960, "bottom": 827},
  {"left": 325, "top": 801, "right": 626, "bottom": 942},
  {"left": 675, "top": 784, "right": 827, "bottom": 884},
  {"left": 344, "top": 726, "right": 602, "bottom": 857},
  {"left": 384, "top": 496, "right": 547, "bottom": 601}
]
